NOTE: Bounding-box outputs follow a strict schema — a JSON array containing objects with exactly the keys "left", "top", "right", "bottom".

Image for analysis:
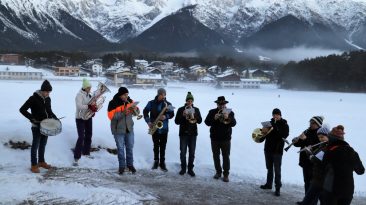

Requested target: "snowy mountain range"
[{"left": 0, "top": 0, "right": 365, "bottom": 53}]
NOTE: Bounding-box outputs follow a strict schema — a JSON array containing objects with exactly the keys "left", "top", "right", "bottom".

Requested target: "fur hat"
[
  {"left": 310, "top": 116, "right": 324, "bottom": 127},
  {"left": 157, "top": 88, "right": 166, "bottom": 96},
  {"left": 214, "top": 96, "right": 228, "bottom": 104},
  {"left": 82, "top": 78, "right": 91, "bottom": 89},
  {"left": 186, "top": 91, "right": 194, "bottom": 101},
  {"left": 330, "top": 125, "right": 345, "bottom": 139},
  {"left": 40, "top": 80, "right": 52, "bottom": 91},
  {"left": 117, "top": 87, "right": 129, "bottom": 96},
  {"left": 272, "top": 108, "right": 281, "bottom": 116}
]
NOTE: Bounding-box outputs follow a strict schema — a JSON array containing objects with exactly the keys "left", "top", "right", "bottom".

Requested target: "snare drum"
[{"left": 40, "top": 118, "right": 62, "bottom": 136}]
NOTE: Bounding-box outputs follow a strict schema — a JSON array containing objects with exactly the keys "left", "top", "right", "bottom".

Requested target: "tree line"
[{"left": 278, "top": 50, "right": 366, "bottom": 92}]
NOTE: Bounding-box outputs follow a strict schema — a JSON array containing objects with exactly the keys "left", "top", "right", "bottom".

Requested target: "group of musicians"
[{"left": 20, "top": 80, "right": 364, "bottom": 205}]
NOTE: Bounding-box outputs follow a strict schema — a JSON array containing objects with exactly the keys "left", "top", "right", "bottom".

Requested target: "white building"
[
  {"left": 92, "top": 64, "right": 103, "bottom": 75},
  {"left": 0, "top": 65, "right": 42, "bottom": 80},
  {"left": 240, "top": 79, "right": 261, "bottom": 88},
  {"left": 135, "top": 74, "right": 164, "bottom": 87}
]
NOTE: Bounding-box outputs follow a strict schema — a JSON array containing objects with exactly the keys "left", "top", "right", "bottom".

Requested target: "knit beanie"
[
  {"left": 157, "top": 88, "right": 166, "bottom": 96},
  {"left": 272, "top": 108, "right": 281, "bottom": 116},
  {"left": 82, "top": 78, "right": 91, "bottom": 89},
  {"left": 310, "top": 116, "right": 324, "bottom": 127},
  {"left": 186, "top": 91, "right": 194, "bottom": 101},
  {"left": 317, "top": 125, "right": 330, "bottom": 136},
  {"left": 117, "top": 87, "right": 129, "bottom": 96},
  {"left": 40, "top": 80, "right": 52, "bottom": 91}
]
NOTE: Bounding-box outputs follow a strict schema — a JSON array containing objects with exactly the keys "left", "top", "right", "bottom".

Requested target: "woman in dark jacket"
[
  {"left": 322, "top": 125, "right": 365, "bottom": 205},
  {"left": 19, "top": 80, "right": 57, "bottom": 173}
]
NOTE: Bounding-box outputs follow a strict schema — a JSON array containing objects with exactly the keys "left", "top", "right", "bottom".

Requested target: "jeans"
[
  {"left": 264, "top": 151, "right": 282, "bottom": 189},
  {"left": 74, "top": 118, "right": 93, "bottom": 159},
  {"left": 211, "top": 140, "right": 231, "bottom": 176},
  {"left": 31, "top": 127, "right": 48, "bottom": 166},
  {"left": 152, "top": 132, "right": 168, "bottom": 162},
  {"left": 303, "top": 165, "right": 313, "bottom": 194},
  {"left": 114, "top": 131, "right": 134, "bottom": 168},
  {"left": 180, "top": 135, "right": 197, "bottom": 170}
]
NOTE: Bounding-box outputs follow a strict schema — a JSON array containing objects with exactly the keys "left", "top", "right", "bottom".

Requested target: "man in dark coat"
[
  {"left": 294, "top": 116, "right": 323, "bottom": 196},
  {"left": 204, "top": 96, "right": 236, "bottom": 182},
  {"left": 175, "top": 92, "right": 202, "bottom": 177},
  {"left": 259, "top": 108, "right": 289, "bottom": 196},
  {"left": 322, "top": 125, "right": 365, "bottom": 205},
  {"left": 143, "top": 88, "right": 174, "bottom": 172},
  {"left": 19, "top": 80, "right": 58, "bottom": 173}
]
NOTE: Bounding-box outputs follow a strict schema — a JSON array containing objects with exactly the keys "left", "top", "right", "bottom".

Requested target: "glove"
[{"left": 88, "top": 104, "right": 98, "bottom": 112}]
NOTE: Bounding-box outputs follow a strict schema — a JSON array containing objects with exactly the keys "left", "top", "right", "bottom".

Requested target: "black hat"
[
  {"left": 117, "top": 87, "right": 129, "bottom": 96},
  {"left": 40, "top": 80, "right": 52, "bottom": 91},
  {"left": 214, "top": 96, "right": 228, "bottom": 104},
  {"left": 272, "top": 108, "right": 281, "bottom": 116}
]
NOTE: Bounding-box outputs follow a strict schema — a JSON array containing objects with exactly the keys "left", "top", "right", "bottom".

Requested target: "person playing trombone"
[
  {"left": 293, "top": 116, "right": 324, "bottom": 199},
  {"left": 175, "top": 92, "right": 202, "bottom": 177},
  {"left": 259, "top": 108, "right": 289, "bottom": 196}
]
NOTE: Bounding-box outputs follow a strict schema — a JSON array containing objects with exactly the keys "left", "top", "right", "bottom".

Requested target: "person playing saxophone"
[
  {"left": 175, "top": 92, "right": 202, "bottom": 177},
  {"left": 143, "top": 88, "right": 174, "bottom": 172}
]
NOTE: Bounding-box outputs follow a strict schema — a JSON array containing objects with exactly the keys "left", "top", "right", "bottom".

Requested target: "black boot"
[
  {"left": 187, "top": 169, "right": 195, "bottom": 177},
  {"left": 260, "top": 184, "right": 272, "bottom": 189},
  {"left": 213, "top": 172, "right": 221, "bottom": 179},
  {"left": 127, "top": 165, "right": 136, "bottom": 174},
  {"left": 160, "top": 162, "right": 168, "bottom": 172},
  {"left": 274, "top": 188, "right": 280, "bottom": 196},
  {"left": 118, "top": 167, "right": 125, "bottom": 175},
  {"left": 152, "top": 160, "right": 159, "bottom": 169}
]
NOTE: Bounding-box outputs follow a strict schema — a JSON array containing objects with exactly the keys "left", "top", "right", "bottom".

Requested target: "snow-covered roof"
[
  {"left": 0, "top": 65, "right": 42, "bottom": 73},
  {"left": 136, "top": 74, "right": 162, "bottom": 80}
]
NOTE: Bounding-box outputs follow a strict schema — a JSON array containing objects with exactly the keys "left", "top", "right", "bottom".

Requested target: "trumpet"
[
  {"left": 126, "top": 101, "right": 143, "bottom": 120},
  {"left": 217, "top": 108, "right": 231, "bottom": 124},
  {"left": 184, "top": 105, "right": 197, "bottom": 124}
]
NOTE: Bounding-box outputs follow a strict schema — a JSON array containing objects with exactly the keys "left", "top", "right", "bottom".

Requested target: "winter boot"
[
  {"left": 159, "top": 162, "right": 168, "bottom": 172},
  {"left": 187, "top": 169, "right": 195, "bottom": 177},
  {"left": 274, "top": 188, "right": 280, "bottom": 196},
  {"left": 213, "top": 172, "right": 221, "bottom": 179},
  {"left": 222, "top": 175, "right": 229, "bottom": 182},
  {"left": 38, "top": 162, "right": 51, "bottom": 169},
  {"left": 73, "top": 159, "right": 79, "bottom": 167},
  {"left": 152, "top": 160, "right": 159, "bottom": 169},
  {"left": 179, "top": 169, "right": 186, "bottom": 175},
  {"left": 260, "top": 184, "right": 272, "bottom": 189},
  {"left": 31, "top": 165, "right": 40, "bottom": 173},
  {"left": 119, "top": 167, "right": 125, "bottom": 175},
  {"left": 128, "top": 165, "right": 136, "bottom": 174}
]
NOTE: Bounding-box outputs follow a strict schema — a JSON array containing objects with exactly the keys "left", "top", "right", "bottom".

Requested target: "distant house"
[
  {"left": 135, "top": 59, "right": 149, "bottom": 71},
  {"left": 216, "top": 73, "right": 241, "bottom": 88},
  {"left": 146, "top": 67, "right": 163, "bottom": 74},
  {"left": 241, "top": 69, "right": 273, "bottom": 82},
  {"left": 189, "top": 65, "right": 207, "bottom": 76},
  {"left": 241, "top": 79, "right": 261, "bottom": 88},
  {"left": 92, "top": 64, "right": 103, "bottom": 75},
  {"left": 198, "top": 74, "right": 216, "bottom": 83},
  {"left": 207, "top": 65, "right": 221, "bottom": 74},
  {"left": 0, "top": 65, "right": 42, "bottom": 80},
  {"left": 54, "top": 66, "right": 80, "bottom": 76},
  {"left": 135, "top": 74, "right": 164, "bottom": 87},
  {"left": 0, "top": 54, "right": 23, "bottom": 65},
  {"left": 105, "top": 67, "right": 136, "bottom": 86}
]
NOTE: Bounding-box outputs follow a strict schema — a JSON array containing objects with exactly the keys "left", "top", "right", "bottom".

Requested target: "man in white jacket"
[{"left": 73, "top": 79, "right": 97, "bottom": 166}]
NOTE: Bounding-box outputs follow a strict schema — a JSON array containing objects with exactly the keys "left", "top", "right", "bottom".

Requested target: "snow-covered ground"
[{"left": 0, "top": 79, "right": 365, "bottom": 204}]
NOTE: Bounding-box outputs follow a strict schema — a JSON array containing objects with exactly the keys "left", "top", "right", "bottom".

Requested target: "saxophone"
[
  {"left": 148, "top": 102, "right": 168, "bottom": 135},
  {"left": 79, "top": 82, "right": 110, "bottom": 120}
]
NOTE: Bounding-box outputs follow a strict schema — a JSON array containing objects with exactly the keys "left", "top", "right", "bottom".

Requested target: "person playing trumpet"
[
  {"left": 204, "top": 96, "right": 236, "bottom": 182},
  {"left": 174, "top": 92, "right": 202, "bottom": 177}
]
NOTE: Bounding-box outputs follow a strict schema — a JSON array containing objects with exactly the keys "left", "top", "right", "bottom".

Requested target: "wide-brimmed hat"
[{"left": 214, "top": 96, "right": 228, "bottom": 104}]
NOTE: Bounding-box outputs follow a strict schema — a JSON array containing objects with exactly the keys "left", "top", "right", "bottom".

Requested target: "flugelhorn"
[
  {"left": 218, "top": 108, "right": 231, "bottom": 124},
  {"left": 185, "top": 105, "right": 197, "bottom": 124},
  {"left": 126, "top": 101, "right": 143, "bottom": 120}
]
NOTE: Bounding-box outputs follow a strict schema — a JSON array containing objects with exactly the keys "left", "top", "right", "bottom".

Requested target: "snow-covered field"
[{"left": 0, "top": 79, "right": 365, "bottom": 204}]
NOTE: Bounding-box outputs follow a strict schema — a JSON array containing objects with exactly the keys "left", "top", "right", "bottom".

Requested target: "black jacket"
[
  {"left": 323, "top": 138, "right": 365, "bottom": 197},
  {"left": 262, "top": 118, "right": 289, "bottom": 155},
  {"left": 175, "top": 104, "right": 202, "bottom": 137},
  {"left": 294, "top": 128, "right": 320, "bottom": 167},
  {"left": 309, "top": 144, "right": 327, "bottom": 187},
  {"left": 204, "top": 108, "right": 236, "bottom": 141},
  {"left": 19, "top": 91, "right": 57, "bottom": 123}
]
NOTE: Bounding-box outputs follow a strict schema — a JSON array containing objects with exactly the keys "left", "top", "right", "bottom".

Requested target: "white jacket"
[{"left": 75, "top": 89, "right": 92, "bottom": 119}]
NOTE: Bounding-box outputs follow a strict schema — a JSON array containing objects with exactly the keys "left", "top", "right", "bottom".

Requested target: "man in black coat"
[
  {"left": 175, "top": 92, "right": 202, "bottom": 177},
  {"left": 259, "top": 108, "right": 289, "bottom": 196},
  {"left": 19, "top": 80, "right": 58, "bottom": 173},
  {"left": 322, "top": 125, "right": 365, "bottom": 205},
  {"left": 293, "top": 116, "right": 323, "bottom": 196},
  {"left": 204, "top": 96, "right": 236, "bottom": 182}
]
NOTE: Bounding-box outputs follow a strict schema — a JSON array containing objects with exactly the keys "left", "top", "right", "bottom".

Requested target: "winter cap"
[
  {"left": 40, "top": 80, "right": 52, "bottom": 91},
  {"left": 310, "top": 116, "right": 324, "bottom": 127},
  {"left": 157, "top": 88, "right": 166, "bottom": 96},
  {"left": 117, "top": 87, "right": 129, "bottom": 96},
  {"left": 272, "top": 108, "right": 281, "bottom": 116},
  {"left": 317, "top": 125, "right": 330, "bottom": 136},
  {"left": 215, "top": 96, "right": 228, "bottom": 104},
  {"left": 261, "top": 121, "right": 272, "bottom": 128},
  {"left": 186, "top": 91, "right": 194, "bottom": 101},
  {"left": 330, "top": 125, "right": 345, "bottom": 139},
  {"left": 82, "top": 78, "right": 91, "bottom": 89}
]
